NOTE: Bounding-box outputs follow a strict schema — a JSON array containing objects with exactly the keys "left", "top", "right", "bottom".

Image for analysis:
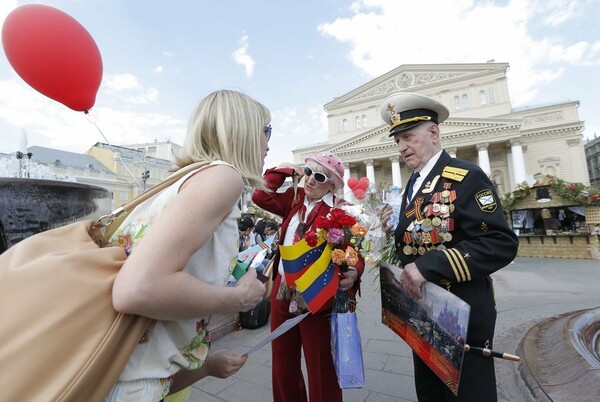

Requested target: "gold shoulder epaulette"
[{"left": 442, "top": 166, "right": 469, "bottom": 182}]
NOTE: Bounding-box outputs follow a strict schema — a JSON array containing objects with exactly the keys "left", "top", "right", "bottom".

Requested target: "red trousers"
[{"left": 270, "top": 275, "right": 342, "bottom": 402}]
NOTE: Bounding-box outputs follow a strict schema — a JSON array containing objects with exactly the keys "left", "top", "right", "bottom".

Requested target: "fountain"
[{"left": 0, "top": 144, "right": 112, "bottom": 251}]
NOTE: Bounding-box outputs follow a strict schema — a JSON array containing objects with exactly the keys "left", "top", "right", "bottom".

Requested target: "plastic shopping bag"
[{"left": 330, "top": 312, "right": 365, "bottom": 388}]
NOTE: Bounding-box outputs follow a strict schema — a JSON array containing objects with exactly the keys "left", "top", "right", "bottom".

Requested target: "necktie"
[
  {"left": 406, "top": 172, "right": 420, "bottom": 201},
  {"left": 401, "top": 172, "right": 420, "bottom": 213},
  {"left": 292, "top": 201, "right": 323, "bottom": 243},
  {"left": 292, "top": 204, "right": 307, "bottom": 243}
]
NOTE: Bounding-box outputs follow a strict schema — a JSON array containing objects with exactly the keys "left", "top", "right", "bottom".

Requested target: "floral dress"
[{"left": 105, "top": 161, "right": 240, "bottom": 402}]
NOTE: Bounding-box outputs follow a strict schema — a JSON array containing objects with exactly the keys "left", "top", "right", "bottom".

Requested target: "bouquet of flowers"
[
  {"left": 302, "top": 207, "right": 367, "bottom": 271},
  {"left": 300, "top": 206, "right": 376, "bottom": 312}
]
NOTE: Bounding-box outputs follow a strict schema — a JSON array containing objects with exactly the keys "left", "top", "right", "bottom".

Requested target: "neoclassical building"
[{"left": 292, "top": 62, "right": 589, "bottom": 198}]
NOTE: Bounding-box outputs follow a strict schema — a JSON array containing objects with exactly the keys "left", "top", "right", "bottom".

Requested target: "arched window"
[
  {"left": 355, "top": 116, "right": 361, "bottom": 129},
  {"left": 343, "top": 119, "right": 348, "bottom": 132},
  {"left": 462, "top": 94, "right": 469, "bottom": 109},
  {"left": 479, "top": 90, "right": 486, "bottom": 105},
  {"left": 454, "top": 96, "right": 460, "bottom": 110},
  {"left": 362, "top": 115, "right": 367, "bottom": 128},
  {"left": 488, "top": 88, "right": 496, "bottom": 104},
  {"left": 543, "top": 166, "right": 557, "bottom": 178}
]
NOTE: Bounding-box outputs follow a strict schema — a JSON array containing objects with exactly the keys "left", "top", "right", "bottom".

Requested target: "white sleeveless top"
[{"left": 105, "top": 161, "right": 241, "bottom": 401}]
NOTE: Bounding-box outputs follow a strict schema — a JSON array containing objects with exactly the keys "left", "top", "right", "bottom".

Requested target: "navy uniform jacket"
[{"left": 394, "top": 150, "right": 518, "bottom": 346}]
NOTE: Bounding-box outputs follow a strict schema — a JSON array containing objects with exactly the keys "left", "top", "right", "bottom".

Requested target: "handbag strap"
[{"left": 98, "top": 161, "right": 213, "bottom": 226}]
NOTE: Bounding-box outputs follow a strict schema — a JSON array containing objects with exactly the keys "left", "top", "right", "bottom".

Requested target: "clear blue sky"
[{"left": 1, "top": 0, "right": 599, "bottom": 170}]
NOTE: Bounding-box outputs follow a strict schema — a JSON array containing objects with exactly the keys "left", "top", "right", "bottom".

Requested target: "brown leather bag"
[{"left": 0, "top": 162, "right": 210, "bottom": 402}]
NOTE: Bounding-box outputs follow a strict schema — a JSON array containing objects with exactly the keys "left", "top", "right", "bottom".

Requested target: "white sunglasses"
[{"left": 304, "top": 166, "right": 331, "bottom": 183}]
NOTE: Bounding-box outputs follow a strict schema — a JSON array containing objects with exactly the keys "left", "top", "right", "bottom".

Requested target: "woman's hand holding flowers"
[{"left": 339, "top": 268, "right": 358, "bottom": 291}]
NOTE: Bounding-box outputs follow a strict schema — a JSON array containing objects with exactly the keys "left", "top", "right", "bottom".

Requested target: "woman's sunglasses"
[
  {"left": 304, "top": 166, "right": 331, "bottom": 183},
  {"left": 264, "top": 125, "right": 272, "bottom": 142}
]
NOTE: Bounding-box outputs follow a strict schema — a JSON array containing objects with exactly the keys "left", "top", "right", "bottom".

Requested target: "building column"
[
  {"left": 390, "top": 155, "right": 402, "bottom": 188},
  {"left": 446, "top": 147, "right": 457, "bottom": 158},
  {"left": 343, "top": 163, "right": 351, "bottom": 197},
  {"left": 476, "top": 143, "right": 491, "bottom": 177},
  {"left": 510, "top": 138, "right": 527, "bottom": 186},
  {"left": 364, "top": 159, "right": 376, "bottom": 188}
]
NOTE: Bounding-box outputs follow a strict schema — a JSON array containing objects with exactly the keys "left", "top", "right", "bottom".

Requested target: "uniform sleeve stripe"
[
  {"left": 441, "top": 249, "right": 463, "bottom": 282},
  {"left": 449, "top": 248, "right": 471, "bottom": 281},
  {"left": 447, "top": 249, "right": 467, "bottom": 282}
]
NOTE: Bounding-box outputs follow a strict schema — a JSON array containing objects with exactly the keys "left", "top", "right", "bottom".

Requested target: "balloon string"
[{"left": 88, "top": 118, "right": 144, "bottom": 189}]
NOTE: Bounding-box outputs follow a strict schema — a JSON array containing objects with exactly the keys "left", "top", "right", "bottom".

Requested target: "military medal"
[
  {"left": 403, "top": 232, "right": 413, "bottom": 255},
  {"left": 449, "top": 204, "right": 456, "bottom": 213},
  {"left": 440, "top": 204, "right": 449, "bottom": 214},
  {"left": 443, "top": 232, "right": 453, "bottom": 242},
  {"left": 418, "top": 246, "right": 426, "bottom": 255},
  {"left": 422, "top": 233, "right": 432, "bottom": 244},
  {"left": 432, "top": 216, "right": 442, "bottom": 226},
  {"left": 432, "top": 203, "right": 441, "bottom": 213}
]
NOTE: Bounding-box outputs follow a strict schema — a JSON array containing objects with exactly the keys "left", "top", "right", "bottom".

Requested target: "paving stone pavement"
[{"left": 189, "top": 257, "right": 599, "bottom": 402}]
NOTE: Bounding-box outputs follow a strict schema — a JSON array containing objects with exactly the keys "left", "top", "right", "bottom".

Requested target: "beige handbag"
[
  {"left": 262, "top": 258, "right": 275, "bottom": 298},
  {"left": 0, "top": 162, "right": 211, "bottom": 402}
]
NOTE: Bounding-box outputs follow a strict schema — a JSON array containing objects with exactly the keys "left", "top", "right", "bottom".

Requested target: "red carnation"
[
  {"left": 304, "top": 231, "right": 319, "bottom": 247},
  {"left": 315, "top": 215, "right": 331, "bottom": 230},
  {"left": 329, "top": 208, "right": 346, "bottom": 221},
  {"left": 338, "top": 214, "right": 357, "bottom": 227}
]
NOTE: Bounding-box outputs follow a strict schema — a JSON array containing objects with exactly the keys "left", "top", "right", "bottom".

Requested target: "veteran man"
[{"left": 379, "top": 92, "right": 518, "bottom": 401}]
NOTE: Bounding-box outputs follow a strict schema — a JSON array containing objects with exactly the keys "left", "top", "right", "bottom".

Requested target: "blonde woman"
[{"left": 106, "top": 90, "right": 270, "bottom": 401}]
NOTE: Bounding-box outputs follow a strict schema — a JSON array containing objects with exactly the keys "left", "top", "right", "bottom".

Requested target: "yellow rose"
[
  {"left": 345, "top": 246, "right": 359, "bottom": 266},
  {"left": 331, "top": 249, "right": 346, "bottom": 264},
  {"left": 351, "top": 224, "right": 367, "bottom": 236}
]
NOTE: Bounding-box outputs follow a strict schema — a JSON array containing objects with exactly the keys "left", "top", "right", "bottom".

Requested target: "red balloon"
[
  {"left": 2, "top": 5, "right": 103, "bottom": 112},
  {"left": 353, "top": 189, "right": 366, "bottom": 200},
  {"left": 347, "top": 177, "right": 358, "bottom": 189},
  {"left": 357, "top": 177, "right": 370, "bottom": 191}
]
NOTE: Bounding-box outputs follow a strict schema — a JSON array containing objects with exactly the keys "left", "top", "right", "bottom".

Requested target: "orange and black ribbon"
[{"left": 405, "top": 197, "right": 424, "bottom": 221}]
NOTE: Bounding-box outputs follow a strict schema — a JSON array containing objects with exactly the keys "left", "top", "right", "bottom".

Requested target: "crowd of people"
[{"left": 5, "top": 88, "right": 517, "bottom": 401}]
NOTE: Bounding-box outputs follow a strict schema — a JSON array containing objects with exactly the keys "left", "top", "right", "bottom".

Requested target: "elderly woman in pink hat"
[{"left": 253, "top": 151, "right": 364, "bottom": 402}]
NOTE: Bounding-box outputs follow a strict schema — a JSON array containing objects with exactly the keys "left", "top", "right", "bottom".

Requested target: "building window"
[
  {"left": 362, "top": 115, "right": 367, "bottom": 127},
  {"left": 454, "top": 96, "right": 460, "bottom": 110},
  {"left": 462, "top": 94, "right": 469, "bottom": 109},
  {"left": 355, "top": 116, "right": 361, "bottom": 129},
  {"left": 479, "top": 90, "right": 486, "bottom": 105},
  {"left": 337, "top": 119, "right": 342, "bottom": 133},
  {"left": 489, "top": 88, "right": 496, "bottom": 104},
  {"left": 491, "top": 171, "right": 504, "bottom": 194},
  {"left": 343, "top": 119, "right": 348, "bottom": 132}
]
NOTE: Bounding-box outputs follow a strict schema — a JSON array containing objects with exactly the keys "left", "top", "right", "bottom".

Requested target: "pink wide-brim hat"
[{"left": 305, "top": 151, "right": 344, "bottom": 189}]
